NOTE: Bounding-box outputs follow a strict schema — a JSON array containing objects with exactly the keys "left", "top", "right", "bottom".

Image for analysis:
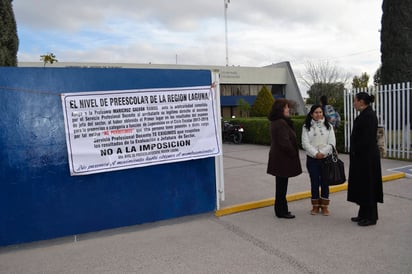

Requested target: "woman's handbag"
[{"left": 321, "top": 145, "right": 346, "bottom": 185}]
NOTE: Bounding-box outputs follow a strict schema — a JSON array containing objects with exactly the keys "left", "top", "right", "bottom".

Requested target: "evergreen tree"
[
  {"left": 0, "top": 0, "right": 19, "bottom": 66},
  {"left": 250, "top": 86, "right": 274, "bottom": 117},
  {"left": 381, "top": 0, "right": 412, "bottom": 84},
  {"left": 306, "top": 82, "right": 344, "bottom": 105},
  {"left": 373, "top": 66, "right": 381, "bottom": 86},
  {"left": 352, "top": 72, "right": 369, "bottom": 89},
  {"left": 307, "top": 82, "right": 345, "bottom": 115}
]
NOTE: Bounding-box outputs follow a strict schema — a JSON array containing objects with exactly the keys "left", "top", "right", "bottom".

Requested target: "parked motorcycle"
[{"left": 222, "top": 121, "right": 244, "bottom": 144}]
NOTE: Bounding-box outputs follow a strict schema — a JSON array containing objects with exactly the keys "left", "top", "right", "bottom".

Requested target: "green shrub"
[
  {"left": 228, "top": 117, "right": 345, "bottom": 153},
  {"left": 249, "top": 86, "right": 274, "bottom": 117}
]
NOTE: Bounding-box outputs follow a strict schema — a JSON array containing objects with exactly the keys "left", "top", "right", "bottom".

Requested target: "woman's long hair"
[
  {"left": 355, "top": 92, "right": 375, "bottom": 105},
  {"left": 268, "top": 98, "right": 294, "bottom": 130},
  {"left": 304, "top": 104, "right": 331, "bottom": 130}
]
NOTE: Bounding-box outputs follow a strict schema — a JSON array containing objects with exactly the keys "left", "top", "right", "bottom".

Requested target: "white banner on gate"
[{"left": 61, "top": 86, "right": 221, "bottom": 175}]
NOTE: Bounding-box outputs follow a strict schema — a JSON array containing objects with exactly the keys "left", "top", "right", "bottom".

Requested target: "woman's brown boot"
[
  {"left": 320, "top": 198, "right": 330, "bottom": 216},
  {"left": 310, "top": 199, "right": 320, "bottom": 215}
]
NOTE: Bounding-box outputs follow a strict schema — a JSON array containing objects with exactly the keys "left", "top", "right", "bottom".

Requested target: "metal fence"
[{"left": 344, "top": 82, "right": 411, "bottom": 160}]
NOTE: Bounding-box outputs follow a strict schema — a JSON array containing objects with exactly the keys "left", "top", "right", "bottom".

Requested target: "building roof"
[{"left": 18, "top": 61, "right": 306, "bottom": 114}]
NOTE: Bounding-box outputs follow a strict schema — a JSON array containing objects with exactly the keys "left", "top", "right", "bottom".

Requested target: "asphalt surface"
[{"left": 1, "top": 144, "right": 411, "bottom": 274}]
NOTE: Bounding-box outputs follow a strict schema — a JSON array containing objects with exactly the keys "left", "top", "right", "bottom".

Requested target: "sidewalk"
[
  {"left": 1, "top": 144, "right": 411, "bottom": 273},
  {"left": 217, "top": 143, "right": 406, "bottom": 214}
]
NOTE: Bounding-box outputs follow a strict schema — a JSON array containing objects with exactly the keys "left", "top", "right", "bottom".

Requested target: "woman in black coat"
[
  {"left": 348, "top": 92, "right": 383, "bottom": 226},
  {"left": 267, "top": 99, "right": 302, "bottom": 219}
]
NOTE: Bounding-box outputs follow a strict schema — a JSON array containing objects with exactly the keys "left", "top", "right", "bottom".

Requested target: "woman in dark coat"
[
  {"left": 348, "top": 92, "right": 383, "bottom": 226},
  {"left": 267, "top": 99, "right": 302, "bottom": 219}
]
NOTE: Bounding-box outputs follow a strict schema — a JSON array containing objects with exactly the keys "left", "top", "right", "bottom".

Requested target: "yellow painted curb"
[
  {"left": 214, "top": 198, "right": 274, "bottom": 217},
  {"left": 382, "top": 172, "right": 405, "bottom": 182},
  {"left": 215, "top": 172, "right": 405, "bottom": 217}
]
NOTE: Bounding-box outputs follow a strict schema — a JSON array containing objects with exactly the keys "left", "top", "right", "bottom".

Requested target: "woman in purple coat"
[
  {"left": 348, "top": 92, "right": 383, "bottom": 226},
  {"left": 267, "top": 99, "right": 302, "bottom": 219}
]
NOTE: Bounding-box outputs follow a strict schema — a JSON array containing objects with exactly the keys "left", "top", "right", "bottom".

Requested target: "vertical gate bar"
[
  {"left": 407, "top": 82, "right": 411, "bottom": 159},
  {"left": 387, "top": 84, "right": 392, "bottom": 157},
  {"left": 344, "top": 89, "right": 349, "bottom": 152},
  {"left": 378, "top": 85, "right": 386, "bottom": 156},
  {"left": 401, "top": 82, "right": 405, "bottom": 159}
]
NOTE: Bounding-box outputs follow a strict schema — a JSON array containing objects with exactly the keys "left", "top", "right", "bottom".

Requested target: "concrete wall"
[{"left": 0, "top": 67, "right": 217, "bottom": 246}]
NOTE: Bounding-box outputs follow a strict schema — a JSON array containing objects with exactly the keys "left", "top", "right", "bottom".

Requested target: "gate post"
[{"left": 377, "top": 126, "right": 386, "bottom": 158}]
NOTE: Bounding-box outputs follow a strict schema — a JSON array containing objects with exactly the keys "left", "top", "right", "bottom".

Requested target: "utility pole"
[{"left": 224, "top": 0, "right": 230, "bottom": 66}]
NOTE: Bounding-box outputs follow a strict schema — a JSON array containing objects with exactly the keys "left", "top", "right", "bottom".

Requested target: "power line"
[{"left": 289, "top": 49, "right": 380, "bottom": 65}]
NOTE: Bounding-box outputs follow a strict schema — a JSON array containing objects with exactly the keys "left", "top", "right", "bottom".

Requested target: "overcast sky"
[{"left": 13, "top": 0, "right": 382, "bottom": 94}]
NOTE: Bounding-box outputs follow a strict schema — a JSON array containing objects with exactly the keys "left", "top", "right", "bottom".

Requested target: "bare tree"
[
  {"left": 300, "top": 60, "right": 351, "bottom": 88},
  {"left": 300, "top": 61, "right": 351, "bottom": 109}
]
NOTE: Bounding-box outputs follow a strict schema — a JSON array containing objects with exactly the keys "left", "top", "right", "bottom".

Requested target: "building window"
[
  {"left": 271, "top": 85, "right": 285, "bottom": 97},
  {"left": 221, "top": 84, "right": 284, "bottom": 96}
]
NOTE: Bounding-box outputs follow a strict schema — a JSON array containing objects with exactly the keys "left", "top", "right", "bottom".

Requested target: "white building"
[{"left": 19, "top": 61, "right": 306, "bottom": 116}]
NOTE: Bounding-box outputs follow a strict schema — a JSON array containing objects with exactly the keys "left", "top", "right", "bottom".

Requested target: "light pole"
[{"left": 224, "top": 0, "right": 230, "bottom": 66}]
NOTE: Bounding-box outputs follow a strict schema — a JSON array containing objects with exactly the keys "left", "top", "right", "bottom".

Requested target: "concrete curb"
[{"left": 215, "top": 172, "right": 406, "bottom": 217}]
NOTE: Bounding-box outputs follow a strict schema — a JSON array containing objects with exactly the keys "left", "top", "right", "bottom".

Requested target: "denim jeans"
[{"left": 306, "top": 156, "right": 329, "bottom": 199}]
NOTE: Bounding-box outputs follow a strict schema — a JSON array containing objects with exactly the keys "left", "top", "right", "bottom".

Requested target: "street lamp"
[{"left": 224, "top": 0, "right": 230, "bottom": 66}]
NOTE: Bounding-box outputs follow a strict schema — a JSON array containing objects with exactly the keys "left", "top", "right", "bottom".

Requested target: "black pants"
[
  {"left": 358, "top": 203, "right": 378, "bottom": 221},
  {"left": 275, "top": 176, "right": 289, "bottom": 216}
]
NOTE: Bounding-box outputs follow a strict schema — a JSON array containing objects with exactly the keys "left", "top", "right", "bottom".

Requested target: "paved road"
[{"left": 1, "top": 144, "right": 411, "bottom": 273}]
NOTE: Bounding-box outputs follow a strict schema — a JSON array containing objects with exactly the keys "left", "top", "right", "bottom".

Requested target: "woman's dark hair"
[
  {"left": 320, "top": 95, "right": 328, "bottom": 106},
  {"left": 268, "top": 98, "right": 289, "bottom": 121},
  {"left": 355, "top": 92, "right": 375, "bottom": 105},
  {"left": 304, "top": 104, "right": 331, "bottom": 130},
  {"left": 268, "top": 98, "right": 295, "bottom": 130}
]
